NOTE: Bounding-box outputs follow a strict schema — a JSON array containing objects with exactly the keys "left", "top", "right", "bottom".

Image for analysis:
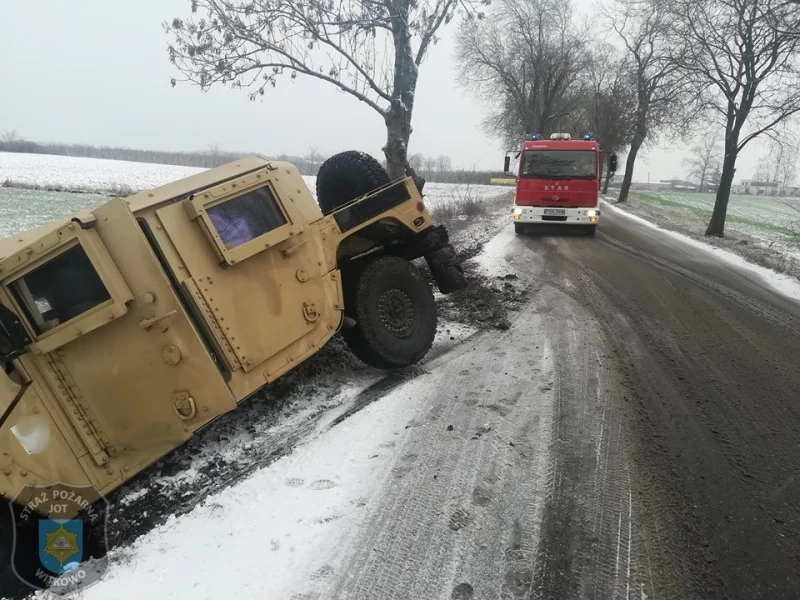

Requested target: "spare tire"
[{"left": 315, "top": 150, "right": 390, "bottom": 214}]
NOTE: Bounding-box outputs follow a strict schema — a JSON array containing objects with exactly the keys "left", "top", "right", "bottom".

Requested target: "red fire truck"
[{"left": 504, "top": 132, "right": 616, "bottom": 237}]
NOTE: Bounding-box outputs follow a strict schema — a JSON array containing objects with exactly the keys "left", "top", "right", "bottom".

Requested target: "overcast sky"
[{"left": 0, "top": 0, "right": 767, "bottom": 182}]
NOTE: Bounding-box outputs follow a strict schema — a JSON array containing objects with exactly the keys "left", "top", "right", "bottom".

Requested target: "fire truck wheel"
[
  {"left": 514, "top": 223, "right": 526, "bottom": 235},
  {"left": 342, "top": 255, "right": 437, "bottom": 369},
  {"left": 315, "top": 150, "right": 390, "bottom": 214},
  {"left": 586, "top": 225, "right": 597, "bottom": 237}
]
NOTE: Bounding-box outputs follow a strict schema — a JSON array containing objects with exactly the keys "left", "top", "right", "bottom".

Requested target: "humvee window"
[
  {"left": 8, "top": 245, "right": 111, "bottom": 335},
  {"left": 207, "top": 186, "right": 287, "bottom": 249}
]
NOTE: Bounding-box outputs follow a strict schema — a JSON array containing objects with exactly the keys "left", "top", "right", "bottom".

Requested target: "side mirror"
[
  {"left": 503, "top": 156, "right": 511, "bottom": 173},
  {"left": 608, "top": 153, "right": 618, "bottom": 173}
]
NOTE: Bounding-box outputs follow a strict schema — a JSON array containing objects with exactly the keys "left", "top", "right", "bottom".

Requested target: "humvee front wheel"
[
  {"left": 343, "top": 256, "right": 437, "bottom": 369},
  {"left": 316, "top": 150, "right": 390, "bottom": 214}
]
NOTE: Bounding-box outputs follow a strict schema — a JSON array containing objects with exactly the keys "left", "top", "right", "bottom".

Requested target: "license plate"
[{"left": 543, "top": 208, "right": 565, "bottom": 215}]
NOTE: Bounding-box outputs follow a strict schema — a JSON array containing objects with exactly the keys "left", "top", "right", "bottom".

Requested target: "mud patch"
[
  {"left": 310, "top": 565, "right": 335, "bottom": 580},
  {"left": 471, "top": 485, "right": 494, "bottom": 507},
  {"left": 480, "top": 403, "right": 511, "bottom": 417},
  {"left": 309, "top": 479, "right": 337, "bottom": 490},
  {"left": 503, "top": 567, "right": 534, "bottom": 598},
  {"left": 451, "top": 582, "right": 475, "bottom": 599},
  {"left": 313, "top": 513, "right": 343, "bottom": 524},
  {"left": 434, "top": 263, "right": 528, "bottom": 331},
  {"left": 448, "top": 508, "right": 474, "bottom": 531}
]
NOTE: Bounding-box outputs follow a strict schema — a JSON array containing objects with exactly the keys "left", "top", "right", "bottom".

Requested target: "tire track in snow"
[{"left": 315, "top": 309, "right": 555, "bottom": 600}]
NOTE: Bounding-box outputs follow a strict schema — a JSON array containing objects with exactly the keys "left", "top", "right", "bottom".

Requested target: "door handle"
[{"left": 138, "top": 310, "right": 177, "bottom": 330}]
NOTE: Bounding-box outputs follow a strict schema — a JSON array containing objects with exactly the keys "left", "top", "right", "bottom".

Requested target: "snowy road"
[{"left": 16, "top": 205, "right": 800, "bottom": 600}]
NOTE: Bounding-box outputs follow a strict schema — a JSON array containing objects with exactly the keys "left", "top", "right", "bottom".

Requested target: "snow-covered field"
[
  {"left": 628, "top": 189, "right": 800, "bottom": 249},
  {"left": 0, "top": 152, "right": 509, "bottom": 224},
  {"left": 0, "top": 152, "right": 206, "bottom": 194}
]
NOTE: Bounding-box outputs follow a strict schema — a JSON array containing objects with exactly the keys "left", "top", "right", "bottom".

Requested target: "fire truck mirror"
[
  {"left": 503, "top": 156, "right": 511, "bottom": 173},
  {"left": 608, "top": 153, "right": 618, "bottom": 173}
]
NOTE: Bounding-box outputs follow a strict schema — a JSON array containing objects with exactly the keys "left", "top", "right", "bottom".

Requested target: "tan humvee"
[{"left": 0, "top": 155, "right": 466, "bottom": 516}]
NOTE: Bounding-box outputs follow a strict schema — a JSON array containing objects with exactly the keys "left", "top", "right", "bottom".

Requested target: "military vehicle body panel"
[{"left": 0, "top": 156, "right": 444, "bottom": 514}]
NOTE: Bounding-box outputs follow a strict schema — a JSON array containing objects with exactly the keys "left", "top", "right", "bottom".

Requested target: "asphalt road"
[
  {"left": 318, "top": 207, "right": 800, "bottom": 600},
  {"left": 520, "top": 208, "right": 800, "bottom": 600}
]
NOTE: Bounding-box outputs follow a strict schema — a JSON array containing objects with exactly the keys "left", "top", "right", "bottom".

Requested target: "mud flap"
[{"left": 425, "top": 245, "right": 468, "bottom": 294}]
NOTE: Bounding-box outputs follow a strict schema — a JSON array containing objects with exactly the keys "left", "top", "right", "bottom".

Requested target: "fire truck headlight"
[
  {"left": 586, "top": 210, "right": 597, "bottom": 217},
  {"left": 513, "top": 207, "right": 523, "bottom": 215}
]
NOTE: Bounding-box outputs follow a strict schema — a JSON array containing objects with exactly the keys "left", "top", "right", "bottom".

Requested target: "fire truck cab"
[{"left": 504, "top": 132, "right": 611, "bottom": 237}]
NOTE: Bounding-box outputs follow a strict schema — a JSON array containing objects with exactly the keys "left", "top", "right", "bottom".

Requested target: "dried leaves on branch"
[{"left": 164, "top": 0, "right": 488, "bottom": 178}]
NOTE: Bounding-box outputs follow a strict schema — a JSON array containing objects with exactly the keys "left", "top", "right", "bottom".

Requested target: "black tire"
[
  {"left": 342, "top": 256, "right": 437, "bottom": 369},
  {"left": 514, "top": 222, "right": 525, "bottom": 235},
  {"left": 586, "top": 225, "right": 597, "bottom": 237},
  {"left": 424, "top": 246, "right": 467, "bottom": 294},
  {"left": 315, "top": 150, "right": 390, "bottom": 214}
]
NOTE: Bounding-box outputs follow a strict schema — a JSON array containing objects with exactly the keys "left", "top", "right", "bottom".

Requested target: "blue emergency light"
[
  {"left": 529, "top": 133, "right": 541, "bottom": 140},
  {"left": 583, "top": 132, "right": 593, "bottom": 140}
]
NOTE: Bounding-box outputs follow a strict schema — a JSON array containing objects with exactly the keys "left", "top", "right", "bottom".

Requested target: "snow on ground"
[
  {"left": 70, "top": 335, "right": 473, "bottom": 600},
  {"left": 78, "top": 376, "right": 432, "bottom": 600},
  {"left": 602, "top": 198, "right": 800, "bottom": 304},
  {"left": 28, "top": 225, "right": 509, "bottom": 600},
  {"left": 473, "top": 223, "right": 517, "bottom": 279},
  {"left": 0, "top": 152, "right": 206, "bottom": 194},
  {"left": 0, "top": 152, "right": 509, "bottom": 211},
  {"left": 418, "top": 181, "right": 512, "bottom": 211},
  {"left": 625, "top": 188, "right": 800, "bottom": 251}
]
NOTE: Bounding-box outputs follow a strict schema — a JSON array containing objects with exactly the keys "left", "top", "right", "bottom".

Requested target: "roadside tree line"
[{"left": 455, "top": 0, "right": 800, "bottom": 236}]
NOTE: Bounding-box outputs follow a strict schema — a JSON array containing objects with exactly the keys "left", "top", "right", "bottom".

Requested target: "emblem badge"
[{"left": 8, "top": 482, "right": 110, "bottom": 596}]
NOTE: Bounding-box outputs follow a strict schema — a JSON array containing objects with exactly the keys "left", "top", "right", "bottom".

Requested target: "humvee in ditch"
[{"left": 0, "top": 151, "right": 466, "bottom": 521}]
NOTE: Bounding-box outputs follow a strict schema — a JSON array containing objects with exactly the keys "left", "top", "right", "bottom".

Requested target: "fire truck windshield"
[{"left": 520, "top": 150, "right": 596, "bottom": 180}]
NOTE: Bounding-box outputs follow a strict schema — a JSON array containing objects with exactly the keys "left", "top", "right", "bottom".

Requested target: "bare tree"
[
  {"left": 671, "top": 0, "right": 800, "bottom": 236},
  {"left": 207, "top": 143, "right": 224, "bottom": 167},
  {"left": 165, "top": 0, "right": 485, "bottom": 179},
  {"left": 408, "top": 152, "right": 424, "bottom": 172},
  {"left": 682, "top": 131, "right": 722, "bottom": 192},
  {"left": 581, "top": 43, "right": 637, "bottom": 193},
  {"left": 1, "top": 130, "right": 19, "bottom": 143},
  {"left": 605, "top": 0, "right": 693, "bottom": 204},
  {"left": 436, "top": 154, "right": 452, "bottom": 173},
  {"left": 455, "top": 0, "right": 588, "bottom": 148},
  {"left": 423, "top": 155, "right": 437, "bottom": 179},
  {"left": 304, "top": 146, "right": 324, "bottom": 175},
  {"left": 754, "top": 132, "right": 799, "bottom": 189},
  {"left": 779, "top": 144, "right": 799, "bottom": 187}
]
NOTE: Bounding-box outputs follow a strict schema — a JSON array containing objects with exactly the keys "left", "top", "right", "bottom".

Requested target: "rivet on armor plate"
[{"left": 162, "top": 345, "right": 182, "bottom": 365}]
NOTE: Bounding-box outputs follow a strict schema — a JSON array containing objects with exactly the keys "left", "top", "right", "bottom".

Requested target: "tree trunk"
[
  {"left": 384, "top": 106, "right": 412, "bottom": 180},
  {"left": 383, "top": 3, "right": 418, "bottom": 183},
  {"left": 617, "top": 134, "right": 644, "bottom": 203},
  {"left": 705, "top": 143, "right": 738, "bottom": 237},
  {"left": 603, "top": 168, "right": 612, "bottom": 194}
]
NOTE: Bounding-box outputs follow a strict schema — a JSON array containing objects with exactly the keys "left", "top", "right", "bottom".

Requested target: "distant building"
[{"left": 731, "top": 179, "right": 800, "bottom": 196}]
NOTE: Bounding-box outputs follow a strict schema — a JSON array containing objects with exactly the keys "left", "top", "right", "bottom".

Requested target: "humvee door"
[
  {"left": 152, "top": 168, "right": 340, "bottom": 400},
  {"left": 0, "top": 201, "right": 236, "bottom": 490}
]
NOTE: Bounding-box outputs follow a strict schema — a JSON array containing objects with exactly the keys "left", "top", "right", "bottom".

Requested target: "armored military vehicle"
[{"left": 0, "top": 151, "right": 466, "bottom": 522}]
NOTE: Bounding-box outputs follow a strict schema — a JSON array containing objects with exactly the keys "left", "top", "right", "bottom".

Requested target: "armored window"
[
  {"left": 206, "top": 186, "right": 287, "bottom": 250},
  {"left": 8, "top": 245, "right": 111, "bottom": 335}
]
